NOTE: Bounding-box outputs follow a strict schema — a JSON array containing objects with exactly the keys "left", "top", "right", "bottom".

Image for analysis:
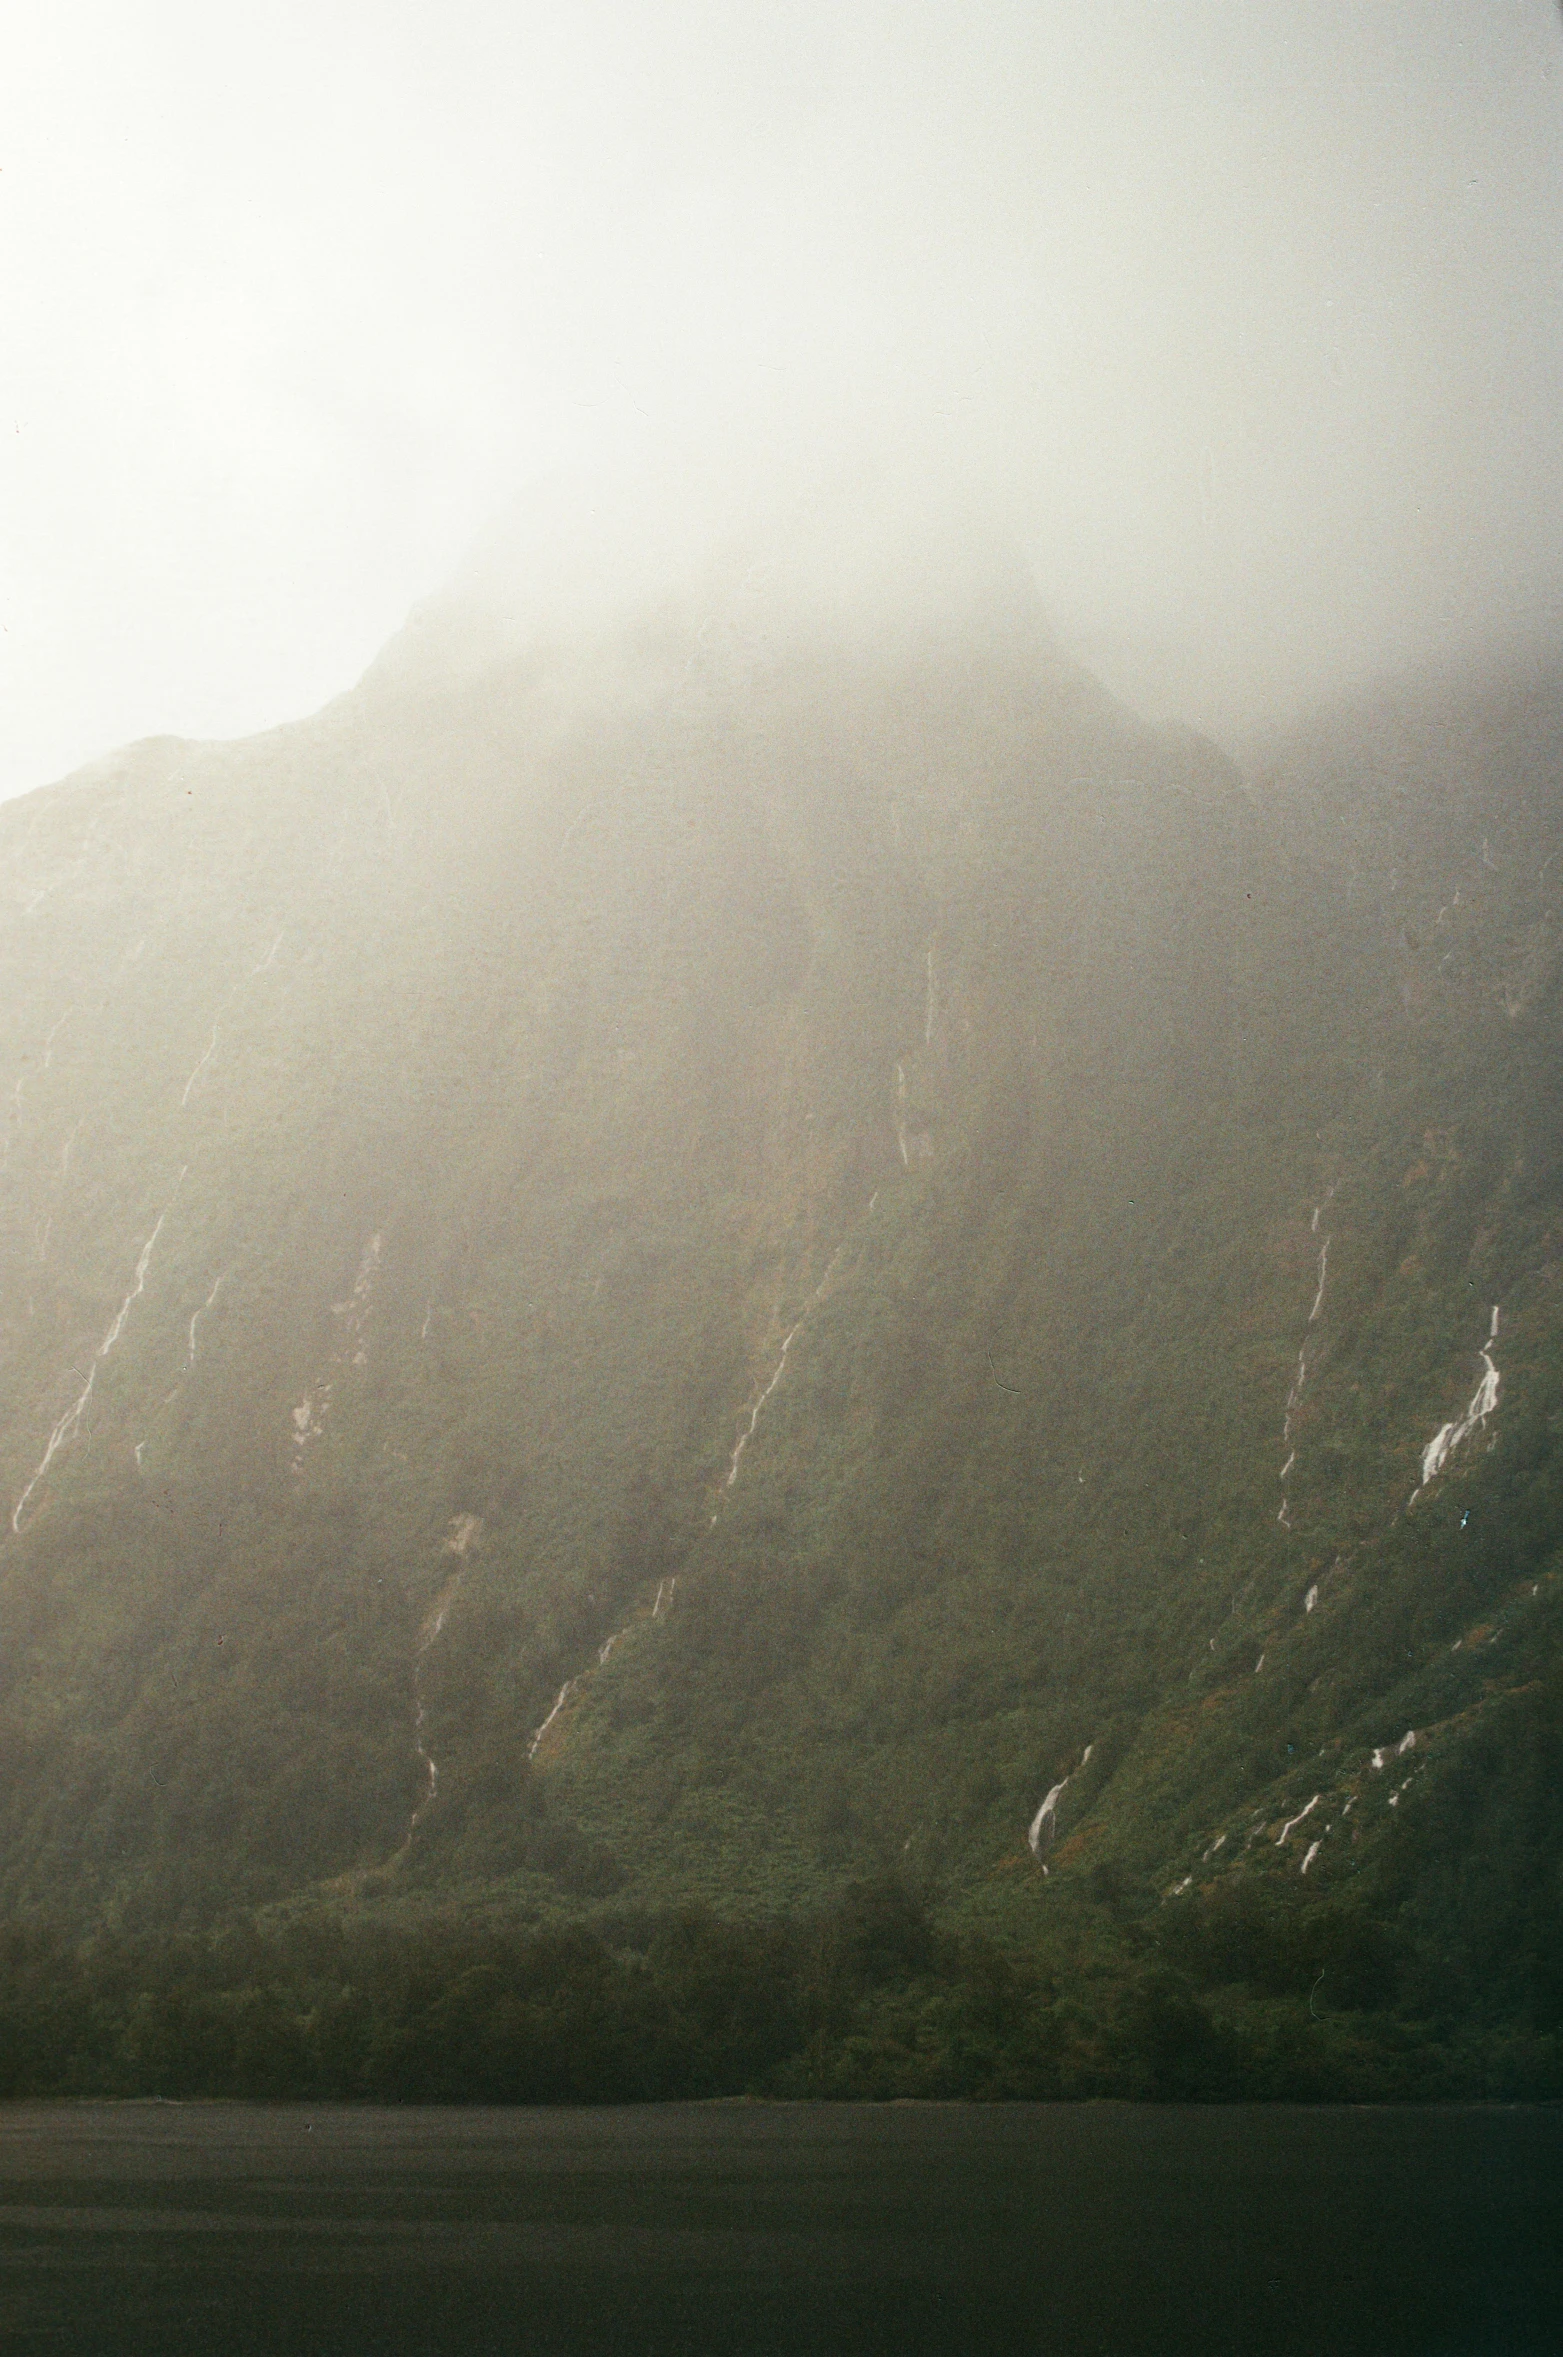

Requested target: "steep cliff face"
[{"left": 0, "top": 598, "right": 1559, "bottom": 1972}]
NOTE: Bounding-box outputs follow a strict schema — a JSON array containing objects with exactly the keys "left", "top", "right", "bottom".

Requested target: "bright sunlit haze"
[{"left": 4, "top": 0, "right": 1562, "bottom": 800}]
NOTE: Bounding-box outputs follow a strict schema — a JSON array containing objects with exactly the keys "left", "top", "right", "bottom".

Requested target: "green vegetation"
[
  {"left": 0, "top": 1860, "right": 1555, "bottom": 2103},
  {"left": 0, "top": 619, "right": 1560, "bottom": 2097}
]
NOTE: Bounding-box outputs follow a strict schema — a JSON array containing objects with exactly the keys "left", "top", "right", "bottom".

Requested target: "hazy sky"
[{"left": 4, "top": 1, "right": 1561, "bottom": 799}]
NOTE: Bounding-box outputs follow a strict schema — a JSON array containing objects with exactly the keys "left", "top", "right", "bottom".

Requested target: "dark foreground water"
[{"left": 0, "top": 2101, "right": 1555, "bottom": 2355}]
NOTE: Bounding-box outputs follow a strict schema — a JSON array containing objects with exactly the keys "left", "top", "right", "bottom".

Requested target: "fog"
[{"left": 4, "top": 0, "right": 1561, "bottom": 798}]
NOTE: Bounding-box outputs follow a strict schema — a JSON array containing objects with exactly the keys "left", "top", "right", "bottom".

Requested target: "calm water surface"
[{"left": 0, "top": 2100, "right": 1555, "bottom": 2354}]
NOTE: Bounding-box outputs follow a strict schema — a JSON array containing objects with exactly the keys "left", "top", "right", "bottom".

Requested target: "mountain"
[{"left": 1, "top": 565, "right": 1560, "bottom": 2091}]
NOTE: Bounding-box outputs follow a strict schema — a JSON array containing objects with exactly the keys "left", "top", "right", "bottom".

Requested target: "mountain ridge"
[{"left": 0, "top": 599, "right": 1559, "bottom": 2092}]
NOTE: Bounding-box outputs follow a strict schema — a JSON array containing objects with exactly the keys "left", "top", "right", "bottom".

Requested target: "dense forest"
[{"left": 1, "top": 1847, "right": 1558, "bottom": 2105}]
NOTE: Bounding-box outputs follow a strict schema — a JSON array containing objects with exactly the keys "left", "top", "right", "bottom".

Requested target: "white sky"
[{"left": 3, "top": 1, "right": 1561, "bottom": 799}]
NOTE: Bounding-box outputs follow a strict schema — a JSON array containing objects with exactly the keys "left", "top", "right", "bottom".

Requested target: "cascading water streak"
[
  {"left": 717, "top": 1247, "right": 845, "bottom": 1506},
  {"left": 11, "top": 1194, "right": 177, "bottom": 1532},
  {"left": 1277, "top": 1188, "right": 1336, "bottom": 1530},
  {"left": 1410, "top": 1306, "right": 1501, "bottom": 1504}
]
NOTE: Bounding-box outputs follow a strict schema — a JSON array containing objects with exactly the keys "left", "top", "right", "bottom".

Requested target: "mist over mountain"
[
  {"left": 0, "top": 512, "right": 1560, "bottom": 2099},
  {"left": 8, "top": 2, "right": 1563, "bottom": 797}
]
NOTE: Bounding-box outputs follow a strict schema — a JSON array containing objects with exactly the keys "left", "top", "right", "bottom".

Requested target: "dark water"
[{"left": 0, "top": 2101, "right": 1555, "bottom": 2355}]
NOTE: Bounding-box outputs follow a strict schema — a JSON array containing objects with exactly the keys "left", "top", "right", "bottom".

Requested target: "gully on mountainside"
[
  {"left": 1028, "top": 1742, "right": 1093, "bottom": 1871},
  {"left": 187, "top": 1267, "right": 231, "bottom": 1366},
  {"left": 1276, "top": 1187, "right": 1336, "bottom": 1532},
  {"left": 714, "top": 1244, "right": 846, "bottom": 1515},
  {"left": 528, "top": 1244, "right": 858, "bottom": 1772},
  {"left": 1410, "top": 1306, "right": 1501, "bottom": 1506},
  {"left": 404, "top": 1517, "right": 484, "bottom": 1840},
  {"left": 11, "top": 1186, "right": 180, "bottom": 1532},
  {"left": 291, "top": 1232, "right": 383, "bottom": 1468},
  {"left": 528, "top": 1231, "right": 856, "bottom": 1771},
  {"left": 523, "top": 1572, "right": 683, "bottom": 1767},
  {"left": 1170, "top": 1232, "right": 1507, "bottom": 1891},
  {"left": 177, "top": 932, "right": 283, "bottom": 1110},
  {"left": 8, "top": 923, "right": 290, "bottom": 1530},
  {"left": 527, "top": 1678, "right": 577, "bottom": 1762}
]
